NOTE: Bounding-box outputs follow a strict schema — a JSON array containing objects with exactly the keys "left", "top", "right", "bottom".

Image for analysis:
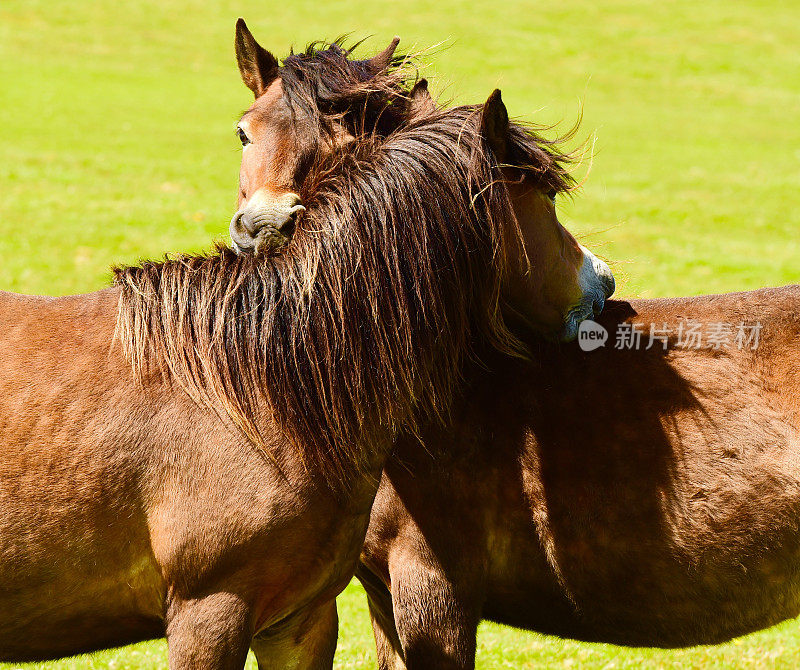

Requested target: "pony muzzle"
[
  {"left": 230, "top": 190, "right": 305, "bottom": 254},
  {"left": 581, "top": 245, "right": 615, "bottom": 309},
  {"left": 561, "top": 246, "right": 616, "bottom": 341}
]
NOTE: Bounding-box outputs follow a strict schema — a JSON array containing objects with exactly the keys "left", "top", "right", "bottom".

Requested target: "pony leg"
[
  {"left": 165, "top": 591, "right": 253, "bottom": 670},
  {"left": 250, "top": 600, "right": 338, "bottom": 670},
  {"left": 356, "top": 563, "right": 406, "bottom": 670},
  {"left": 391, "top": 564, "right": 481, "bottom": 670},
  {"left": 370, "top": 609, "right": 407, "bottom": 670}
]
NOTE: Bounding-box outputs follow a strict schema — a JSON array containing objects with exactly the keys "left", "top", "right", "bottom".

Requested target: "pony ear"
[
  {"left": 410, "top": 78, "right": 430, "bottom": 101},
  {"left": 408, "top": 78, "right": 436, "bottom": 117},
  {"left": 481, "top": 89, "right": 509, "bottom": 162},
  {"left": 235, "top": 18, "right": 279, "bottom": 98},
  {"left": 367, "top": 36, "right": 400, "bottom": 73}
]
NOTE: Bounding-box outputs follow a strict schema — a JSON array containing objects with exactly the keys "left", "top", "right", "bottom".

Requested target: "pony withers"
[{"left": 0, "top": 23, "right": 612, "bottom": 670}]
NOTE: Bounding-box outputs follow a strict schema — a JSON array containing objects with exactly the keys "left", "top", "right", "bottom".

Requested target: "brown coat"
[
  {"left": 0, "top": 287, "right": 371, "bottom": 665},
  {"left": 360, "top": 288, "right": 800, "bottom": 668}
]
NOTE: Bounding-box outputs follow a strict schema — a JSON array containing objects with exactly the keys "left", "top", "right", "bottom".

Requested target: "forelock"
[{"left": 278, "top": 39, "right": 416, "bottom": 138}]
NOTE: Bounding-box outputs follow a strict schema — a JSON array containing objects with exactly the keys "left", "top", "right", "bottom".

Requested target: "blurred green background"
[{"left": 1, "top": 0, "right": 798, "bottom": 667}]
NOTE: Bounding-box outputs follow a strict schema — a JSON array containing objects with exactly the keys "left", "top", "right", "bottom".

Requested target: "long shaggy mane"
[{"left": 114, "top": 43, "right": 577, "bottom": 482}]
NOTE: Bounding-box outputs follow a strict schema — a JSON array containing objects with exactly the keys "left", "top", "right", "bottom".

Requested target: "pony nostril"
[
  {"left": 279, "top": 203, "right": 305, "bottom": 231},
  {"left": 602, "top": 272, "right": 616, "bottom": 299},
  {"left": 268, "top": 198, "right": 305, "bottom": 236},
  {"left": 239, "top": 211, "right": 260, "bottom": 236},
  {"left": 280, "top": 214, "right": 297, "bottom": 238},
  {"left": 591, "top": 255, "right": 615, "bottom": 299},
  {"left": 229, "top": 210, "right": 256, "bottom": 252},
  {"left": 274, "top": 193, "right": 305, "bottom": 231}
]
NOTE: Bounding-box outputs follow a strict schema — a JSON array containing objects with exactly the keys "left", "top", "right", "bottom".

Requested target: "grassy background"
[{"left": 0, "top": 0, "right": 798, "bottom": 667}]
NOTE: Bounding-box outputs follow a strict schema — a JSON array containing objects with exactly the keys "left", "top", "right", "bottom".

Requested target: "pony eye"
[
  {"left": 236, "top": 127, "right": 250, "bottom": 147},
  {"left": 547, "top": 189, "right": 557, "bottom": 201}
]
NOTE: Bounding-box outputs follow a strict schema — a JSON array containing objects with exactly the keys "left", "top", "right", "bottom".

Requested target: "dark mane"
[
  {"left": 278, "top": 39, "right": 577, "bottom": 192},
  {"left": 115, "top": 107, "right": 523, "bottom": 482},
  {"left": 279, "top": 38, "right": 415, "bottom": 140},
  {"left": 114, "top": 45, "right": 579, "bottom": 483},
  {"left": 504, "top": 118, "right": 577, "bottom": 194}
]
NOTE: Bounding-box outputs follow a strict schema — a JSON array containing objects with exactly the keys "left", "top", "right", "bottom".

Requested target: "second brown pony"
[{"left": 359, "top": 290, "right": 800, "bottom": 668}]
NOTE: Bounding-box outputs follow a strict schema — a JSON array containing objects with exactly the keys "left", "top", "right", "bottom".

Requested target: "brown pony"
[
  {"left": 228, "top": 24, "right": 800, "bottom": 669},
  {"left": 353, "top": 148, "right": 800, "bottom": 668},
  {"left": 0, "top": 24, "right": 611, "bottom": 670}
]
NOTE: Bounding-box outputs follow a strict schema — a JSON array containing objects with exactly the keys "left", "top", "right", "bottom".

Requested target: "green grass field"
[{"left": 1, "top": 0, "right": 798, "bottom": 667}]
